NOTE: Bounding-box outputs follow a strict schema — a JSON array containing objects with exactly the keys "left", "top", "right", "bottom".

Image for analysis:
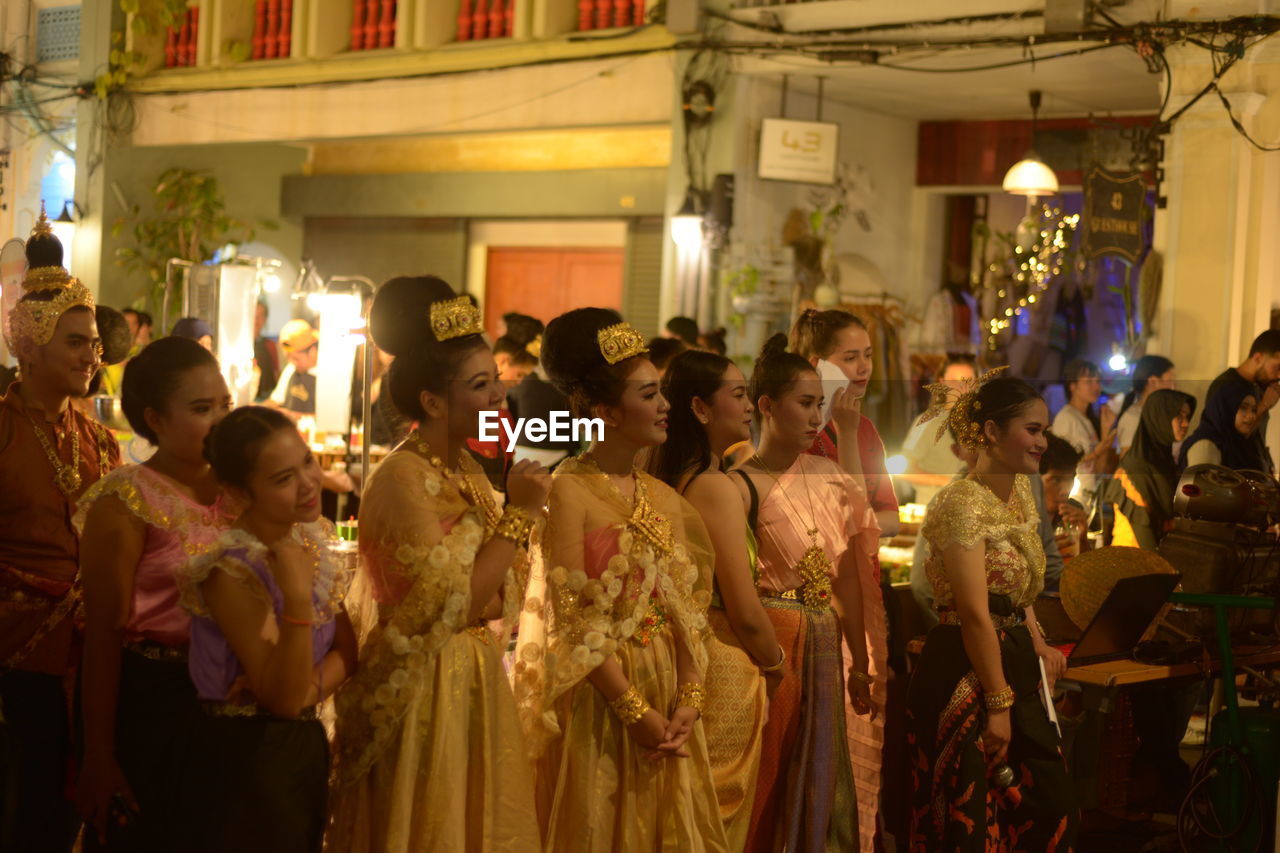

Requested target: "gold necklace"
[
  {"left": 579, "top": 454, "right": 673, "bottom": 556},
  {"left": 751, "top": 453, "right": 833, "bottom": 610},
  {"left": 409, "top": 432, "right": 501, "bottom": 529},
  {"left": 29, "top": 414, "right": 81, "bottom": 496}
]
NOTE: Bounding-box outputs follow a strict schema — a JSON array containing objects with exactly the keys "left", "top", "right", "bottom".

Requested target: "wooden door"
[{"left": 483, "top": 247, "right": 625, "bottom": 337}]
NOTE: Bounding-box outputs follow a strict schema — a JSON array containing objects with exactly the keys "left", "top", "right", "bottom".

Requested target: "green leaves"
[
  {"left": 225, "top": 39, "right": 251, "bottom": 64},
  {"left": 728, "top": 264, "right": 760, "bottom": 297},
  {"left": 113, "top": 168, "right": 262, "bottom": 314}
]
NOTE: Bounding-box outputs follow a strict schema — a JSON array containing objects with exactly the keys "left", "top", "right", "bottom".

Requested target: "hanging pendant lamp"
[{"left": 1003, "top": 90, "right": 1059, "bottom": 198}]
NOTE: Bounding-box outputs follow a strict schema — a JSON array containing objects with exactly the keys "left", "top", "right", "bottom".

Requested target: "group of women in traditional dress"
[{"left": 72, "top": 272, "right": 1078, "bottom": 852}]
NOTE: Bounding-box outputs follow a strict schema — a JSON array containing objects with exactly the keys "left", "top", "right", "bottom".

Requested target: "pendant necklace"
[{"left": 751, "top": 452, "right": 833, "bottom": 609}]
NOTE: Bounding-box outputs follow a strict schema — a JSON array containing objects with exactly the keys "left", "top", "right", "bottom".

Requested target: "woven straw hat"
[{"left": 1060, "top": 546, "right": 1178, "bottom": 631}]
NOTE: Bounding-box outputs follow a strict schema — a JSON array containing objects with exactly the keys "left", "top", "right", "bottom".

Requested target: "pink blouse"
[
  {"left": 753, "top": 452, "right": 886, "bottom": 852},
  {"left": 75, "top": 464, "right": 234, "bottom": 647},
  {"left": 754, "top": 453, "right": 880, "bottom": 594}
]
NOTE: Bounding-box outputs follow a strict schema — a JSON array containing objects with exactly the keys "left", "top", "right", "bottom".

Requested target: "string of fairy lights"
[{"left": 983, "top": 204, "right": 1079, "bottom": 352}]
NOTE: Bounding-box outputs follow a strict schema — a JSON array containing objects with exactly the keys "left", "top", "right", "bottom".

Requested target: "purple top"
[{"left": 179, "top": 521, "right": 348, "bottom": 702}]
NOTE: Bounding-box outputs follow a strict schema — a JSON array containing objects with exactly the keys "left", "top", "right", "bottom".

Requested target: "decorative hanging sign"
[
  {"left": 1083, "top": 166, "right": 1147, "bottom": 262},
  {"left": 759, "top": 118, "right": 839, "bottom": 185}
]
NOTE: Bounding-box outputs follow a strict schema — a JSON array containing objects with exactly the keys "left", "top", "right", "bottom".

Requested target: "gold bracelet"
[
  {"left": 984, "top": 685, "right": 1015, "bottom": 712},
  {"left": 493, "top": 506, "right": 534, "bottom": 544},
  {"left": 848, "top": 669, "right": 873, "bottom": 686},
  {"left": 673, "top": 682, "right": 705, "bottom": 715},
  {"left": 760, "top": 644, "right": 786, "bottom": 674},
  {"left": 610, "top": 686, "right": 650, "bottom": 726}
]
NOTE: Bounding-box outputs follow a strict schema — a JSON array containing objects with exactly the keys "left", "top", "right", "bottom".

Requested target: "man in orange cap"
[{"left": 267, "top": 318, "right": 318, "bottom": 419}]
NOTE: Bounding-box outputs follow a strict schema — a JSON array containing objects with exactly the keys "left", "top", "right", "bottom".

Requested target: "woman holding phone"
[{"left": 788, "top": 309, "right": 894, "bottom": 850}]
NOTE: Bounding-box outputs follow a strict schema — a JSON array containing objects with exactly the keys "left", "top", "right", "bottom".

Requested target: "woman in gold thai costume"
[
  {"left": 328, "top": 277, "right": 550, "bottom": 852},
  {"left": 513, "top": 308, "right": 729, "bottom": 852},
  {"left": 908, "top": 374, "right": 1078, "bottom": 850},
  {"left": 646, "top": 349, "right": 784, "bottom": 849}
]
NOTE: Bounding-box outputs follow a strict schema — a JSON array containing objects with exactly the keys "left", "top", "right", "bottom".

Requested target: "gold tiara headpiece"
[
  {"left": 597, "top": 322, "right": 647, "bottom": 365},
  {"left": 429, "top": 296, "right": 483, "bottom": 342},
  {"left": 525, "top": 334, "right": 543, "bottom": 359},
  {"left": 5, "top": 207, "right": 95, "bottom": 351},
  {"left": 915, "top": 365, "right": 1009, "bottom": 451}
]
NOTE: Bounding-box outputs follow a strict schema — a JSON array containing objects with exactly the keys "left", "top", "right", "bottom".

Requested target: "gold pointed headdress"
[
  {"left": 597, "top": 322, "right": 647, "bottom": 365},
  {"left": 428, "top": 295, "right": 483, "bottom": 342},
  {"left": 5, "top": 204, "right": 95, "bottom": 352},
  {"left": 915, "top": 365, "right": 1009, "bottom": 450}
]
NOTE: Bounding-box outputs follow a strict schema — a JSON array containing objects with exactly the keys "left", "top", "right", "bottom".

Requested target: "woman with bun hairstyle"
[
  {"left": 733, "top": 334, "right": 879, "bottom": 853},
  {"left": 75, "top": 337, "right": 235, "bottom": 851},
  {"left": 646, "top": 349, "right": 783, "bottom": 849},
  {"left": 176, "top": 406, "right": 356, "bottom": 853},
  {"left": 909, "top": 374, "right": 1077, "bottom": 850},
  {"left": 787, "top": 309, "right": 892, "bottom": 851},
  {"left": 513, "top": 307, "right": 728, "bottom": 852},
  {"left": 328, "top": 276, "right": 548, "bottom": 852}
]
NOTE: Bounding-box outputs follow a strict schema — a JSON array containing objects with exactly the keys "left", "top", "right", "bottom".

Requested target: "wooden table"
[{"left": 1063, "top": 646, "right": 1280, "bottom": 689}]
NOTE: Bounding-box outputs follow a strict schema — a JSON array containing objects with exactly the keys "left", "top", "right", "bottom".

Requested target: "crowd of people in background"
[{"left": 6, "top": 210, "right": 1280, "bottom": 853}]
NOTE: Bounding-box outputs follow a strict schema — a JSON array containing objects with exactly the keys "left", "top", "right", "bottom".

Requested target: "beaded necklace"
[{"left": 28, "top": 412, "right": 81, "bottom": 495}]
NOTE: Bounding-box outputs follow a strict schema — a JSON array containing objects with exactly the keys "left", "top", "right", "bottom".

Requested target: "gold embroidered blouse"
[{"left": 921, "top": 474, "right": 1045, "bottom": 612}]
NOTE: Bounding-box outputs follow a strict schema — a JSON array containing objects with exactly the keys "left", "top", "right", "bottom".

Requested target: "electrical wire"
[
  {"left": 874, "top": 43, "right": 1120, "bottom": 72},
  {"left": 1212, "top": 83, "right": 1280, "bottom": 152},
  {"left": 1178, "top": 745, "right": 1265, "bottom": 853},
  {"left": 704, "top": 7, "right": 1045, "bottom": 38}
]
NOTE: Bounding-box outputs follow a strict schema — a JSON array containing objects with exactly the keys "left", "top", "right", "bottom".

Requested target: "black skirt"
[
  {"left": 81, "top": 646, "right": 204, "bottom": 853},
  {"left": 907, "top": 593, "right": 1079, "bottom": 852},
  {"left": 191, "top": 711, "right": 329, "bottom": 853}
]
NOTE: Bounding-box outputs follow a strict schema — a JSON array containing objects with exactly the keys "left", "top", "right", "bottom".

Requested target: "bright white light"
[
  {"left": 1108, "top": 353, "right": 1128, "bottom": 372},
  {"left": 671, "top": 214, "right": 703, "bottom": 253},
  {"left": 885, "top": 454, "right": 908, "bottom": 476},
  {"left": 261, "top": 272, "right": 282, "bottom": 293},
  {"left": 1002, "top": 156, "right": 1059, "bottom": 197},
  {"left": 50, "top": 220, "right": 76, "bottom": 269},
  {"left": 1069, "top": 477, "right": 1083, "bottom": 500},
  {"left": 306, "top": 292, "right": 325, "bottom": 313}
]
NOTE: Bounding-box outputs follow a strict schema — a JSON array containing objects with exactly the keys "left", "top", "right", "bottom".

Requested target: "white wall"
[
  {"left": 729, "top": 76, "right": 920, "bottom": 309},
  {"left": 129, "top": 53, "right": 678, "bottom": 147}
]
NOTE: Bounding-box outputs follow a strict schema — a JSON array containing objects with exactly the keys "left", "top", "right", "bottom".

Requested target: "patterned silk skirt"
[
  {"left": 907, "top": 594, "right": 1078, "bottom": 852},
  {"left": 747, "top": 597, "right": 857, "bottom": 853},
  {"left": 703, "top": 607, "right": 768, "bottom": 850}
]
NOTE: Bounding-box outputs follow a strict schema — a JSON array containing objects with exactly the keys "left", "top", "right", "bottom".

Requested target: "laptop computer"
[{"left": 1066, "top": 572, "right": 1182, "bottom": 666}]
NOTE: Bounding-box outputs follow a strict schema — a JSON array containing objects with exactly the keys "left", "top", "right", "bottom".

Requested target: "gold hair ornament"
[
  {"left": 5, "top": 206, "right": 95, "bottom": 352},
  {"left": 428, "top": 296, "right": 483, "bottom": 342},
  {"left": 525, "top": 334, "right": 542, "bottom": 359},
  {"left": 914, "top": 365, "right": 1010, "bottom": 451},
  {"left": 597, "top": 322, "right": 647, "bottom": 365}
]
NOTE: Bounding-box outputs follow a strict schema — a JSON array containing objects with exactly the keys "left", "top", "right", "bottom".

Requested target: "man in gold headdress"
[{"left": 0, "top": 209, "right": 120, "bottom": 851}]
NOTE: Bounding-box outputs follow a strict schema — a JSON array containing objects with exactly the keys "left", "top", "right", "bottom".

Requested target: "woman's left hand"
[
  {"left": 848, "top": 673, "right": 876, "bottom": 720},
  {"left": 656, "top": 707, "right": 699, "bottom": 758},
  {"left": 1037, "top": 643, "right": 1068, "bottom": 690}
]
